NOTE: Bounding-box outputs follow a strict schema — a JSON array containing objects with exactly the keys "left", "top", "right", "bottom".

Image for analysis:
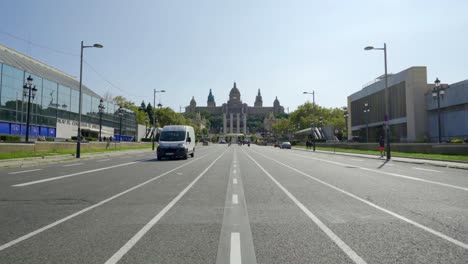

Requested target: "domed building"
[{"left": 186, "top": 82, "right": 284, "bottom": 135}]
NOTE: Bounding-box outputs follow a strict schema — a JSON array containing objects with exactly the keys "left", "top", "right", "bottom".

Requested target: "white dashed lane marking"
[{"left": 8, "top": 169, "right": 41, "bottom": 175}]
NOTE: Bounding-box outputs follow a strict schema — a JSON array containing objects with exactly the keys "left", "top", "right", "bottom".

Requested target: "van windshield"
[{"left": 159, "top": 131, "right": 185, "bottom": 141}]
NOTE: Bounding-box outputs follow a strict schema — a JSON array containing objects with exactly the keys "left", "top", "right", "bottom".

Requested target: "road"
[{"left": 0, "top": 144, "right": 467, "bottom": 263}]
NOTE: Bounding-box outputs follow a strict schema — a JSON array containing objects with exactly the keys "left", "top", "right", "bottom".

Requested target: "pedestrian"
[{"left": 379, "top": 135, "right": 385, "bottom": 157}]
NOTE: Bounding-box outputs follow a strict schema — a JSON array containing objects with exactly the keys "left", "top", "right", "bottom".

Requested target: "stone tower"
[
  {"left": 254, "top": 89, "right": 263, "bottom": 107},
  {"left": 273, "top": 96, "right": 283, "bottom": 114},
  {"left": 207, "top": 89, "right": 216, "bottom": 107}
]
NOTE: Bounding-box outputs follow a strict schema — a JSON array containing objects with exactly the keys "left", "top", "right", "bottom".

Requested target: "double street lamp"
[
  {"left": 303, "top": 91, "right": 316, "bottom": 151},
  {"left": 343, "top": 107, "right": 349, "bottom": 142},
  {"left": 76, "top": 41, "right": 103, "bottom": 158},
  {"left": 152, "top": 90, "right": 165, "bottom": 150},
  {"left": 363, "top": 103, "right": 370, "bottom": 143},
  {"left": 145, "top": 116, "right": 149, "bottom": 138},
  {"left": 364, "top": 43, "right": 391, "bottom": 160},
  {"left": 23, "top": 75, "right": 37, "bottom": 142},
  {"left": 98, "top": 98, "right": 105, "bottom": 141},
  {"left": 432, "top": 78, "right": 445, "bottom": 143},
  {"left": 118, "top": 105, "right": 124, "bottom": 142}
]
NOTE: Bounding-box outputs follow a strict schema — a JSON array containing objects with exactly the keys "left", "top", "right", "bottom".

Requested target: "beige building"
[
  {"left": 347, "top": 67, "right": 430, "bottom": 142},
  {"left": 186, "top": 82, "right": 284, "bottom": 134}
]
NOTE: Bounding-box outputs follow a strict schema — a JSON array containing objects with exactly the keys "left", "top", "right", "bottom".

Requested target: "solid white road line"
[
  {"left": 288, "top": 152, "right": 468, "bottom": 192},
  {"left": 13, "top": 159, "right": 151, "bottom": 187},
  {"left": 243, "top": 149, "right": 367, "bottom": 264},
  {"left": 253, "top": 150, "right": 468, "bottom": 250},
  {"left": 0, "top": 153, "right": 211, "bottom": 252},
  {"left": 232, "top": 194, "right": 239, "bottom": 205},
  {"left": 96, "top": 159, "right": 111, "bottom": 162},
  {"left": 104, "top": 149, "right": 228, "bottom": 264},
  {"left": 233, "top": 169, "right": 237, "bottom": 174},
  {"left": 8, "top": 169, "right": 41, "bottom": 175},
  {"left": 233, "top": 178, "right": 238, "bottom": 184},
  {"left": 230, "top": 232, "right": 241, "bottom": 264},
  {"left": 412, "top": 167, "right": 441, "bottom": 173},
  {"left": 63, "top": 163, "right": 83, "bottom": 167}
]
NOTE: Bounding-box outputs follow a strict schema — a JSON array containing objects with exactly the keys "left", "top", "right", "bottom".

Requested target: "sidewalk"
[
  {"left": 292, "top": 147, "right": 468, "bottom": 170},
  {"left": 0, "top": 148, "right": 155, "bottom": 169}
]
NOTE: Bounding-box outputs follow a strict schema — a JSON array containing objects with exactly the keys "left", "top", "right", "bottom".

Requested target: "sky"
[{"left": 1, "top": 0, "right": 467, "bottom": 113}]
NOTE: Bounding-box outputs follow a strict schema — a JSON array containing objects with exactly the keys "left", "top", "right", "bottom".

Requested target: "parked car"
[
  {"left": 218, "top": 140, "right": 227, "bottom": 144},
  {"left": 280, "top": 142, "right": 292, "bottom": 149}
]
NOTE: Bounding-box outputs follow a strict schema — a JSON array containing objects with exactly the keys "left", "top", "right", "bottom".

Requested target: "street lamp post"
[
  {"left": 363, "top": 103, "right": 370, "bottom": 143},
  {"left": 118, "top": 105, "right": 123, "bottom": 142},
  {"left": 364, "top": 43, "right": 390, "bottom": 160},
  {"left": 152, "top": 90, "right": 165, "bottom": 151},
  {"left": 76, "top": 41, "right": 103, "bottom": 158},
  {"left": 145, "top": 116, "right": 149, "bottom": 139},
  {"left": 98, "top": 98, "right": 105, "bottom": 141},
  {"left": 23, "top": 75, "right": 37, "bottom": 142},
  {"left": 432, "top": 78, "right": 445, "bottom": 143},
  {"left": 343, "top": 107, "right": 349, "bottom": 142}
]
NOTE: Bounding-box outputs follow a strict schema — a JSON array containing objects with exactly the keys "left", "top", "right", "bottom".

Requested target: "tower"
[
  {"left": 207, "top": 89, "right": 216, "bottom": 107},
  {"left": 254, "top": 89, "right": 263, "bottom": 107}
]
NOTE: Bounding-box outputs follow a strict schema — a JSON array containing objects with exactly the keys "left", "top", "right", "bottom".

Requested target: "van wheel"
[
  {"left": 183, "top": 154, "right": 188, "bottom": 160},
  {"left": 190, "top": 150, "right": 194, "bottom": 158}
]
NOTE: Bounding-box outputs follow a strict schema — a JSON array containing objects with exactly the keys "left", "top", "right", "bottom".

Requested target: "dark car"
[{"left": 280, "top": 142, "right": 291, "bottom": 149}]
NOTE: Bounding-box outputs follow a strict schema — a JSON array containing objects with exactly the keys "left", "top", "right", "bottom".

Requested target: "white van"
[{"left": 157, "top": 125, "right": 195, "bottom": 160}]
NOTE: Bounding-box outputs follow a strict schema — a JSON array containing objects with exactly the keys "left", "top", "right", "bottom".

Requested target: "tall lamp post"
[
  {"left": 363, "top": 103, "right": 370, "bottom": 143},
  {"left": 23, "top": 75, "right": 37, "bottom": 142},
  {"left": 145, "top": 116, "right": 149, "bottom": 139},
  {"left": 76, "top": 41, "right": 103, "bottom": 158},
  {"left": 98, "top": 98, "right": 105, "bottom": 141},
  {"left": 432, "top": 78, "right": 445, "bottom": 143},
  {"left": 118, "top": 105, "right": 124, "bottom": 142},
  {"left": 343, "top": 107, "right": 349, "bottom": 142},
  {"left": 152, "top": 89, "right": 165, "bottom": 150},
  {"left": 364, "top": 43, "right": 390, "bottom": 160}
]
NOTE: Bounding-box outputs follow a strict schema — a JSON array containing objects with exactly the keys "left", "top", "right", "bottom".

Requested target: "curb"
[{"left": 291, "top": 147, "right": 468, "bottom": 170}]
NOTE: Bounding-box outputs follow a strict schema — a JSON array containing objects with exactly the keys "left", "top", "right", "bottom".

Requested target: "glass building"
[
  {"left": 0, "top": 44, "right": 137, "bottom": 141},
  {"left": 347, "top": 67, "right": 429, "bottom": 142}
]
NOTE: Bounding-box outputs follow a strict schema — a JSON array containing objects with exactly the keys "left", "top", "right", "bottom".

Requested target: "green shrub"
[
  {"left": 45, "top": 137, "right": 54, "bottom": 142},
  {"left": 0, "top": 135, "right": 22, "bottom": 142},
  {"left": 448, "top": 138, "right": 464, "bottom": 143},
  {"left": 85, "top": 137, "right": 97, "bottom": 141}
]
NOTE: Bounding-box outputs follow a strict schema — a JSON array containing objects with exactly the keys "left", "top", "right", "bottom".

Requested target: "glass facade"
[
  {"left": 0, "top": 62, "right": 137, "bottom": 141},
  {"left": 351, "top": 81, "right": 408, "bottom": 142}
]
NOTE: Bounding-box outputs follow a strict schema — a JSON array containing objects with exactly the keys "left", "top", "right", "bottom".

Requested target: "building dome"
[
  {"left": 190, "top": 96, "right": 196, "bottom": 107},
  {"left": 273, "top": 96, "right": 280, "bottom": 106},
  {"left": 229, "top": 82, "right": 241, "bottom": 101}
]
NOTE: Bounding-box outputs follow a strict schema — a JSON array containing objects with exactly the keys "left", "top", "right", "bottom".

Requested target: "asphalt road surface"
[{"left": 0, "top": 144, "right": 467, "bottom": 264}]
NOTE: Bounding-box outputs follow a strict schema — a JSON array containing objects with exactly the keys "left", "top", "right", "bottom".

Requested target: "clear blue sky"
[{"left": 1, "top": 0, "right": 467, "bottom": 112}]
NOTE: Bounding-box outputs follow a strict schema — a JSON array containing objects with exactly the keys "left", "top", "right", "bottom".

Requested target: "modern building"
[
  {"left": 425, "top": 79, "right": 468, "bottom": 142},
  {"left": 0, "top": 44, "right": 137, "bottom": 141},
  {"left": 186, "top": 82, "right": 285, "bottom": 134},
  {"left": 348, "top": 66, "right": 430, "bottom": 142}
]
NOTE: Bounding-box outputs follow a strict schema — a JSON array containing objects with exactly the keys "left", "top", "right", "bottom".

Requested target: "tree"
[
  {"left": 146, "top": 103, "right": 154, "bottom": 125},
  {"left": 272, "top": 118, "right": 292, "bottom": 139}
]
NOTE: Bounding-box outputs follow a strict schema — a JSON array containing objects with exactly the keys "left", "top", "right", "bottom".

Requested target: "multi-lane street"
[{"left": 0, "top": 144, "right": 467, "bottom": 263}]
